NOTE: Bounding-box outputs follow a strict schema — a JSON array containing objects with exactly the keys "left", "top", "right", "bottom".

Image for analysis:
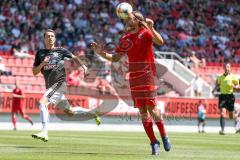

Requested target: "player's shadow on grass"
[{"left": 14, "top": 146, "right": 52, "bottom": 149}]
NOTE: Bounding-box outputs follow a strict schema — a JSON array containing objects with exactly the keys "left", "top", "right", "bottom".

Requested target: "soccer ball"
[{"left": 116, "top": 2, "right": 133, "bottom": 20}]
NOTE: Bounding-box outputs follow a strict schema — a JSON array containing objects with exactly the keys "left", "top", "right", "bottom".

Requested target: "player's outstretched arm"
[
  {"left": 90, "top": 42, "right": 123, "bottom": 62},
  {"left": 234, "top": 85, "right": 240, "bottom": 92},
  {"left": 233, "top": 80, "right": 240, "bottom": 92},
  {"left": 72, "top": 55, "right": 89, "bottom": 76},
  {"left": 13, "top": 94, "right": 24, "bottom": 98}
]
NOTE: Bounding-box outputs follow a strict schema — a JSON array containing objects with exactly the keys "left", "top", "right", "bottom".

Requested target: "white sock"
[
  {"left": 237, "top": 121, "right": 240, "bottom": 130},
  {"left": 42, "top": 122, "right": 48, "bottom": 134},
  {"left": 39, "top": 103, "right": 49, "bottom": 134},
  {"left": 56, "top": 100, "right": 97, "bottom": 116},
  {"left": 70, "top": 106, "right": 92, "bottom": 113}
]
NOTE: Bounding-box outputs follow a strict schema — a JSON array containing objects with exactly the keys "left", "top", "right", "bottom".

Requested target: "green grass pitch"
[{"left": 0, "top": 131, "right": 239, "bottom": 160}]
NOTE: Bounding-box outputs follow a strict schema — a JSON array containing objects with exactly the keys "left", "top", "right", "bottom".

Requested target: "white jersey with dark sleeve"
[{"left": 33, "top": 47, "right": 73, "bottom": 89}]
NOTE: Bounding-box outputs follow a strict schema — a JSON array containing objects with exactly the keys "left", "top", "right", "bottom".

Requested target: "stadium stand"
[{"left": 0, "top": 0, "right": 239, "bottom": 96}]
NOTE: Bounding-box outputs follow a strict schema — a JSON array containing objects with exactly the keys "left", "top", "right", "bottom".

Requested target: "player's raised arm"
[
  {"left": 90, "top": 42, "right": 123, "bottom": 62},
  {"left": 130, "top": 12, "right": 164, "bottom": 46},
  {"left": 145, "top": 18, "right": 164, "bottom": 45}
]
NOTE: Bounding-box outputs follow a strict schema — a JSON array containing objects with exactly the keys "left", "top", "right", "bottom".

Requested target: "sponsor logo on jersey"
[{"left": 51, "top": 52, "right": 59, "bottom": 57}]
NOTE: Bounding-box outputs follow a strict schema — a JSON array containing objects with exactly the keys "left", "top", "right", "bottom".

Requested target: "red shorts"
[
  {"left": 133, "top": 97, "right": 157, "bottom": 108},
  {"left": 11, "top": 105, "right": 23, "bottom": 113},
  {"left": 131, "top": 90, "right": 157, "bottom": 108}
]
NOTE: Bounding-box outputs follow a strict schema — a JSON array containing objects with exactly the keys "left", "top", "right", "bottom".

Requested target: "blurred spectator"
[
  {"left": 0, "top": 57, "right": 11, "bottom": 75},
  {"left": 0, "top": 0, "right": 238, "bottom": 65},
  {"left": 12, "top": 42, "right": 33, "bottom": 58},
  {"left": 188, "top": 51, "right": 201, "bottom": 68},
  {"left": 67, "top": 69, "right": 84, "bottom": 86},
  {"left": 192, "top": 75, "right": 203, "bottom": 97}
]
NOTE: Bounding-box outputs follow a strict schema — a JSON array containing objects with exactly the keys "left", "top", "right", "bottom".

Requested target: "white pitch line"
[{"left": 0, "top": 122, "right": 237, "bottom": 133}]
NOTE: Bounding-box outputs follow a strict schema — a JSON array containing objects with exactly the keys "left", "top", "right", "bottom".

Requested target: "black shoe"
[
  {"left": 151, "top": 140, "right": 160, "bottom": 155},
  {"left": 219, "top": 130, "right": 225, "bottom": 135},
  {"left": 162, "top": 136, "right": 171, "bottom": 152},
  {"left": 29, "top": 120, "right": 34, "bottom": 125}
]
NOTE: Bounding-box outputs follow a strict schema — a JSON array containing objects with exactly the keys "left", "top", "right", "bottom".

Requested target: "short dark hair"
[{"left": 44, "top": 29, "right": 56, "bottom": 38}]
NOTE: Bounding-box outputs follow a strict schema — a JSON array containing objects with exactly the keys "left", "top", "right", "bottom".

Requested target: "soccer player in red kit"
[
  {"left": 91, "top": 11, "right": 171, "bottom": 155},
  {"left": 12, "top": 81, "right": 33, "bottom": 130}
]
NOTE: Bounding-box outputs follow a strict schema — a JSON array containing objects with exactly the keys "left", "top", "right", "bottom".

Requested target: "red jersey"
[
  {"left": 115, "top": 28, "right": 157, "bottom": 91},
  {"left": 12, "top": 88, "right": 23, "bottom": 107}
]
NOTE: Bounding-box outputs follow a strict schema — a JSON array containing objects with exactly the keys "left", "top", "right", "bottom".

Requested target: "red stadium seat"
[
  {"left": 1, "top": 58, "right": 7, "bottom": 64},
  {"left": 8, "top": 76, "right": 15, "bottom": 84},
  {"left": 232, "top": 67, "right": 238, "bottom": 74},
  {"left": 22, "top": 76, "right": 29, "bottom": 84},
  {"left": 15, "top": 58, "right": 22, "bottom": 66},
  {"left": 26, "top": 67, "right": 32, "bottom": 76},
  {"left": 4, "top": 51, "right": 11, "bottom": 56},
  {"left": 40, "top": 85, "right": 46, "bottom": 91},
  {"left": 37, "top": 76, "right": 44, "bottom": 84},
  {"left": 7, "top": 58, "right": 14, "bottom": 67},
  {"left": 11, "top": 67, "right": 19, "bottom": 75},
  {"left": 22, "top": 58, "right": 32, "bottom": 67},
  {"left": 19, "top": 67, "right": 26, "bottom": 75},
  {"left": 28, "top": 76, "right": 35, "bottom": 85},
  {"left": 0, "top": 76, "right": 8, "bottom": 84},
  {"left": 34, "top": 85, "right": 41, "bottom": 92}
]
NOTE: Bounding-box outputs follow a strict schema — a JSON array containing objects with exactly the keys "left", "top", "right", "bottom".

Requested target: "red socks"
[
  {"left": 155, "top": 120, "right": 167, "bottom": 138},
  {"left": 142, "top": 118, "right": 156, "bottom": 144}
]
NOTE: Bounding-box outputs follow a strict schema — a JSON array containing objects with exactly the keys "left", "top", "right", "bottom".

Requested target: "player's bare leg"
[
  {"left": 19, "top": 109, "right": 33, "bottom": 125},
  {"left": 147, "top": 106, "right": 171, "bottom": 152},
  {"left": 228, "top": 111, "right": 234, "bottom": 119},
  {"left": 198, "top": 120, "right": 201, "bottom": 133},
  {"left": 11, "top": 113, "right": 17, "bottom": 130},
  {"left": 57, "top": 100, "right": 101, "bottom": 125},
  {"left": 202, "top": 121, "right": 206, "bottom": 133},
  {"left": 219, "top": 108, "right": 226, "bottom": 135}
]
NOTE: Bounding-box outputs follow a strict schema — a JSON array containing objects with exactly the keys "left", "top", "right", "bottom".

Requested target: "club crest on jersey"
[{"left": 138, "top": 33, "right": 143, "bottom": 39}]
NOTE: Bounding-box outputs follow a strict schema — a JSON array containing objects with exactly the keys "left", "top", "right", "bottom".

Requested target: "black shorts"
[
  {"left": 198, "top": 118, "right": 205, "bottom": 123},
  {"left": 219, "top": 94, "right": 235, "bottom": 112}
]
